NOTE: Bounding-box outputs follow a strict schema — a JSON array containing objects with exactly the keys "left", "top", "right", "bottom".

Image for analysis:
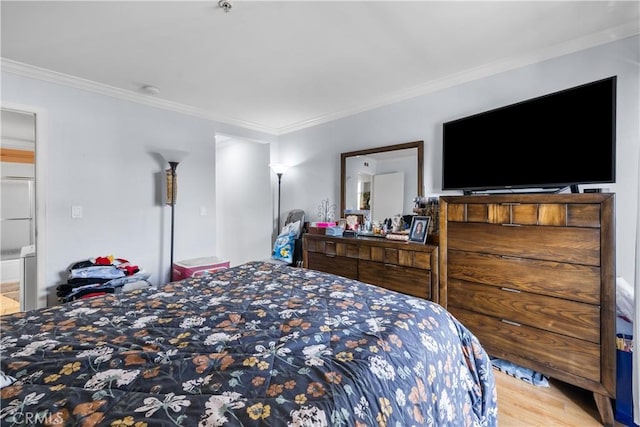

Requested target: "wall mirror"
[{"left": 340, "top": 140, "right": 423, "bottom": 223}]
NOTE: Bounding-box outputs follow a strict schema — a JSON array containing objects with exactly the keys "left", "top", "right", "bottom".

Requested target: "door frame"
[{"left": 2, "top": 102, "right": 48, "bottom": 309}]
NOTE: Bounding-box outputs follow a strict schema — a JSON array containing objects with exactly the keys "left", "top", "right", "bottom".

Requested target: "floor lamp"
[
  {"left": 161, "top": 150, "right": 187, "bottom": 282},
  {"left": 270, "top": 163, "right": 289, "bottom": 232},
  {"left": 167, "top": 161, "right": 179, "bottom": 278}
]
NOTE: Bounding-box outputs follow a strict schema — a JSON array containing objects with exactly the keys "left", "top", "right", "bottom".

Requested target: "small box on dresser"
[{"left": 439, "top": 193, "right": 616, "bottom": 426}]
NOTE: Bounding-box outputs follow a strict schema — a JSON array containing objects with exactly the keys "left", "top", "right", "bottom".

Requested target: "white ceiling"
[{"left": 1, "top": 1, "right": 639, "bottom": 135}]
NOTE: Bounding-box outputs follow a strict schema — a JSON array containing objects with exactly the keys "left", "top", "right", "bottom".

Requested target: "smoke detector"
[{"left": 218, "top": 0, "right": 232, "bottom": 13}]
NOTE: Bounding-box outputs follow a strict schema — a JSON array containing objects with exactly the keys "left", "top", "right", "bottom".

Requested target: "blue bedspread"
[{"left": 0, "top": 261, "right": 497, "bottom": 426}]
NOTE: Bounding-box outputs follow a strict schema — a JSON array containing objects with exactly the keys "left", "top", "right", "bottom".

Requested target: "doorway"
[
  {"left": 214, "top": 134, "right": 271, "bottom": 267},
  {"left": 1, "top": 108, "right": 36, "bottom": 314}
]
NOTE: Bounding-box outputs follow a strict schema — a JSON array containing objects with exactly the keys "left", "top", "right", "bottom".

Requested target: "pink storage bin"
[{"left": 172, "top": 256, "right": 230, "bottom": 281}]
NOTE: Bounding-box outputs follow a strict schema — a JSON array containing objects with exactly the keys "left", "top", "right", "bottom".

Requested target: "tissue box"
[
  {"left": 325, "top": 226, "right": 344, "bottom": 236},
  {"left": 172, "top": 256, "right": 230, "bottom": 281}
]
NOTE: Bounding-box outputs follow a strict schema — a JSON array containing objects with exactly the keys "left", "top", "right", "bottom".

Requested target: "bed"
[{"left": 0, "top": 261, "right": 497, "bottom": 426}]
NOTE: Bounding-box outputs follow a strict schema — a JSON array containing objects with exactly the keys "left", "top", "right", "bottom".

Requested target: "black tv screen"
[{"left": 442, "top": 76, "right": 616, "bottom": 192}]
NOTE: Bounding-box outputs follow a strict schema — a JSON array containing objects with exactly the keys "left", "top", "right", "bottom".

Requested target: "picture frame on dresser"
[
  {"left": 345, "top": 213, "right": 363, "bottom": 231},
  {"left": 408, "top": 216, "right": 430, "bottom": 243}
]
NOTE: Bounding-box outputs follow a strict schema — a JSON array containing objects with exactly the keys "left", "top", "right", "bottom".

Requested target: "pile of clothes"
[{"left": 57, "top": 255, "right": 152, "bottom": 303}]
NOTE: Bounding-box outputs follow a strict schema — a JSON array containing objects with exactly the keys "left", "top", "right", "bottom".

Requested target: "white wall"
[
  {"left": 276, "top": 35, "right": 640, "bottom": 288},
  {"left": 1, "top": 72, "right": 275, "bottom": 306},
  {"left": 215, "top": 137, "right": 272, "bottom": 267}
]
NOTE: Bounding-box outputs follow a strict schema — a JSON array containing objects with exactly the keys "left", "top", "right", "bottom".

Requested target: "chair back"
[{"left": 284, "top": 209, "right": 305, "bottom": 238}]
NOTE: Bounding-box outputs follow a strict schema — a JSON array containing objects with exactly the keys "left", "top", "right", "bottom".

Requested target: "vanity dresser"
[
  {"left": 303, "top": 234, "right": 439, "bottom": 302},
  {"left": 305, "top": 139, "right": 439, "bottom": 301},
  {"left": 439, "top": 193, "right": 616, "bottom": 426}
]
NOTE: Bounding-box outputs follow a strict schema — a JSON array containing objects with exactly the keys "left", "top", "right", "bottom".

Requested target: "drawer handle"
[
  {"left": 501, "top": 255, "right": 522, "bottom": 261},
  {"left": 501, "top": 223, "right": 521, "bottom": 227},
  {"left": 500, "top": 203, "right": 521, "bottom": 206},
  {"left": 500, "top": 287, "right": 521, "bottom": 293},
  {"left": 384, "top": 263, "right": 399, "bottom": 268},
  {"left": 501, "top": 319, "right": 521, "bottom": 327},
  {"left": 325, "top": 254, "right": 335, "bottom": 258}
]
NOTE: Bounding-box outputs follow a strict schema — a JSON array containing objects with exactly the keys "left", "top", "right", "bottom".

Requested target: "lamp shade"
[
  {"left": 270, "top": 163, "right": 289, "bottom": 175},
  {"left": 159, "top": 149, "right": 189, "bottom": 164}
]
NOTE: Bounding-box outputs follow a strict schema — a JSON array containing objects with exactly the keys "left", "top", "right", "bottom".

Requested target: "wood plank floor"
[
  {"left": 0, "top": 281, "right": 20, "bottom": 300},
  {"left": 0, "top": 281, "right": 20, "bottom": 315},
  {"left": 495, "top": 369, "right": 627, "bottom": 426}
]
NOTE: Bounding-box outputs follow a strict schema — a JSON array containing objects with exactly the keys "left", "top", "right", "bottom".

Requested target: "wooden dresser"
[
  {"left": 303, "top": 234, "right": 439, "bottom": 302},
  {"left": 439, "top": 194, "right": 616, "bottom": 426}
]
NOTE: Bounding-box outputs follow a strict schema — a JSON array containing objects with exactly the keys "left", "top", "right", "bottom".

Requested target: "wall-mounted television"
[{"left": 442, "top": 76, "right": 616, "bottom": 193}]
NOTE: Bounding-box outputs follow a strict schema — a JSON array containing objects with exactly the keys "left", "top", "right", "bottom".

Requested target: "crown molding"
[
  {"left": 275, "top": 21, "right": 640, "bottom": 135},
  {"left": 0, "top": 58, "right": 279, "bottom": 135}
]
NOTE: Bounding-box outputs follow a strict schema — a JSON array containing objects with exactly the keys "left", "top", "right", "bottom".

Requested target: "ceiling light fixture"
[
  {"left": 141, "top": 85, "right": 160, "bottom": 96},
  {"left": 218, "top": 0, "right": 232, "bottom": 13}
]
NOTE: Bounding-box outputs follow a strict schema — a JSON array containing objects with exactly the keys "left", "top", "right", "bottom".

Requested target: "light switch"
[
  {"left": 200, "top": 206, "right": 207, "bottom": 216},
  {"left": 71, "top": 205, "right": 83, "bottom": 219}
]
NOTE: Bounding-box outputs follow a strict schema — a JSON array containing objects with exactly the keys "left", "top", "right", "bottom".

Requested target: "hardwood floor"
[
  {"left": 0, "top": 281, "right": 20, "bottom": 315},
  {"left": 0, "top": 281, "right": 20, "bottom": 301},
  {"left": 495, "top": 369, "right": 627, "bottom": 427}
]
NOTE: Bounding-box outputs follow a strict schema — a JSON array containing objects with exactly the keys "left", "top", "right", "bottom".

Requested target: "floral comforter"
[{"left": 0, "top": 261, "right": 497, "bottom": 426}]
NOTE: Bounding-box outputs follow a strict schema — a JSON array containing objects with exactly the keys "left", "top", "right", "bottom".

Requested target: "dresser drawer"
[
  {"left": 399, "top": 249, "right": 432, "bottom": 269},
  {"left": 448, "top": 279, "right": 600, "bottom": 342},
  {"left": 359, "top": 260, "right": 430, "bottom": 299},
  {"left": 305, "top": 238, "right": 359, "bottom": 258},
  {"left": 307, "top": 252, "right": 358, "bottom": 280},
  {"left": 450, "top": 307, "right": 600, "bottom": 382},
  {"left": 358, "top": 260, "right": 385, "bottom": 287},
  {"left": 447, "top": 222, "right": 601, "bottom": 265},
  {"left": 447, "top": 250, "right": 600, "bottom": 304},
  {"left": 447, "top": 202, "right": 602, "bottom": 227},
  {"left": 323, "top": 240, "right": 359, "bottom": 258},
  {"left": 357, "top": 245, "right": 433, "bottom": 269},
  {"left": 385, "top": 264, "right": 430, "bottom": 299}
]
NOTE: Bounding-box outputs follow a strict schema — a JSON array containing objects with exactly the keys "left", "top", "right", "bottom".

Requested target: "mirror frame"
[{"left": 340, "top": 140, "right": 424, "bottom": 217}]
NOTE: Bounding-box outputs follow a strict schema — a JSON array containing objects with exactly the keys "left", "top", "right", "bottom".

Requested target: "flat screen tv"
[{"left": 442, "top": 76, "right": 616, "bottom": 193}]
